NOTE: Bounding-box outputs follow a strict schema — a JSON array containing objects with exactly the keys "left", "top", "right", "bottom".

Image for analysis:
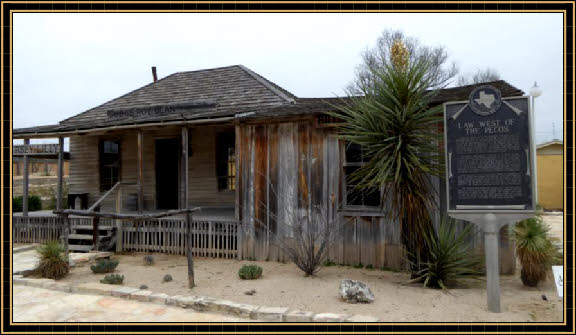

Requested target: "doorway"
[{"left": 155, "top": 138, "right": 180, "bottom": 210}]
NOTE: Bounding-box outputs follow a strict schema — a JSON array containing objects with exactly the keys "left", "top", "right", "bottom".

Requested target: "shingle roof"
[
  {"left": 13, "top": 66, "right": 524, "bottom": 137},
  {"left": 241, "top": 80, "right": 524, "bottom": 119},
  {"left": 59, "top": 65, "right": 296, "bottom": 127}
]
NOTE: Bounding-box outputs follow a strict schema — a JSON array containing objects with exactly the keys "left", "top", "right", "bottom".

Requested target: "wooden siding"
[
  {"left": 68, "top": 126, "right": 235, "bottom": 212},
  {"left": 237, "top": 119, "right": 515, "bottom": 273}
]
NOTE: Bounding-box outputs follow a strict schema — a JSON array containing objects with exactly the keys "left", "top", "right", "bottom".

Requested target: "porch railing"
[
  {"left": 12, "top": 215, "right": 240, "bottom": 259},
  {"left": 12, "top": 216, "right": 114, "bottom": 244}
]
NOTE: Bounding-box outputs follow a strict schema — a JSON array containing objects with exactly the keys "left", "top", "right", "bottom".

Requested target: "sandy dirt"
[
  {"left": 542, "top": 213, "right": 564, "bottom": 243},
  {"left": 59, "top": 252, "right": 563, "bottom": 322}
]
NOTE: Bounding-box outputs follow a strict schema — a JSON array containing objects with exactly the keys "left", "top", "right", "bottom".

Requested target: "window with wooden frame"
[
  {"left": 216, "top": 132, "right": 236, "bottom": 191},
  {"left": 99, "top": 140, "right": 121, "bottom": 192},
  {"left": 343, "top": 142, "right": 381, "bottom": 208}
]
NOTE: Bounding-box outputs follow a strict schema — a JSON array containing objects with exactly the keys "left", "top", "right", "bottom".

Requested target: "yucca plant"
[
  {"left": 330, "top": 40, "right": 447, "bottom": 274},
  {"left": 35, "top": 240, "right": 69, "bottom": 279},
  {"left": 409, "top": 219, "right": 481, "bottom": 289},
  {"left": 514, "top": 214, "right": 561, "bottom": 287}
]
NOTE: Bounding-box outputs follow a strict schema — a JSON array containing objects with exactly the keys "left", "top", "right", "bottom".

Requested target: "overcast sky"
[{"left": 13, "top": 13, "right": 563, "bottom": 145}]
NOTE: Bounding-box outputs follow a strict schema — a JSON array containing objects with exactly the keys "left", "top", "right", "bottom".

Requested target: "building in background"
[{"left": 536, "top": 139, "right": 563, "bottom": 211}]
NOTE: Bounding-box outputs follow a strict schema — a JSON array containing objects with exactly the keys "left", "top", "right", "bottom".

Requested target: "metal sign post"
[{"left": 443, "top": 85, "right": 536, "bottom": 313}]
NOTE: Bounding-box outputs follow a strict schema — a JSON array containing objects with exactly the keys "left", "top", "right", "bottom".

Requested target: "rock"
[
  {"left": 313, "top": 312, "right": 350, "bottom": 322},
  {"left": 284, "top": 310, "right": 314, "bottom": 322},
  {"left": 251, "top": 306, "right": 289, "bottom": 321},
  {"left": 244, "top": 289, "right": 256, "bottom": 295},
  {"left": 346, "top": 314, "right": 380, "bottom": 322},
  {"left": 339, "top": 279, "right": 375, "bottom": 303},
  {"left": 143, "top": 255, "right": 155, "bottom": 266},
  {"left": 111, "top": 286, "right": 140, "bottom": 299},
  {"left": 140, "top": 284, "right": 149, "bottom": 290},
  {"left": 131, "top": 290, "right": 153, "bottom": 302},
  {"left": 163, "top": 274, "right": 173, "bottom": 282}
]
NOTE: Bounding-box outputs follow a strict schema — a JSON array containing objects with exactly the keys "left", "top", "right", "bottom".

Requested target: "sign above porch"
[
  {"left": 13, "top": 143, "right": 60, "bottom": 156},
  {"left": 106, "top": 100, "right": 218, "bottom": 120}
]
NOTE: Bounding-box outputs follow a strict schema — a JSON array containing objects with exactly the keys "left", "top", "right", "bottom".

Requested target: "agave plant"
[
  {"left": 330, "top": 40, "right": 447, "bottom": 272},
  {"left": 408, "top": 218, "right": 481, "bottom": 289},
  {"left": 514, "top": 214, "right": 561, "bottom": 287},
  {"left": 35, "top": 240, "right": 69, "bottom": 280}
]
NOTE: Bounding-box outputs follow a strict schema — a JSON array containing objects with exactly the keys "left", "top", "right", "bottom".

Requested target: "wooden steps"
[{"left": 68, "top": 224, "right": 115, "bottom": 253}]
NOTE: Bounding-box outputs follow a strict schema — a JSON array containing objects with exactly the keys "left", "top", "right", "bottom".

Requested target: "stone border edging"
[{"left": 12, "top": 275, "right": 380, "bottom": 323}]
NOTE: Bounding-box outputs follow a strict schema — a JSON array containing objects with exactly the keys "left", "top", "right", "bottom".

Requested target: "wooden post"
[
  {"left": 22, "top": 139, "right": 30, "bottom": 217},
  {"left": 137, "top": 130, "right": 144, "bottom": 213},
  {"left": 115, "top": 187, "right": 123, "bottom": 253},
  {"left": 181, "top": 127, "right": 189, "bottom": 209},
  {"left": 62, "top": 214, "right": 70, "bottom": 261},
  {"left": 186, "top": 212, "right": 195, "bottom": 288},
  {"left": 92, "top": 207, "right": 100, "bottom": 251},
  {"left": 57, "top": 137, "right": 64, "bottom": 211}
]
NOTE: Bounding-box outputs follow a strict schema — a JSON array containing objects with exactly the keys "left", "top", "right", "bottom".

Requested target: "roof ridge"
[
  {"left": 237, "top": 65, "right": 296, "bottom": 104},
  {"left": 170, "top": 64, "right": 241, "bottom": 76}
]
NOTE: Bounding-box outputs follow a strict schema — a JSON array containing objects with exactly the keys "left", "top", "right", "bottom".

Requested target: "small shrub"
[
  {"left": 13, "top": 195, "right": 42, "bottom": 212},
  {"left": 365, "top": 264, "right": 374, "bottom": 270},
  {"left": 353, "top": 262, "right": 363, "bottom": 269},
  {"left": 238, "top": 264, "right": 263, "bottom": 280},
  {"left": 410, "top": 218, "right": 481, "bottom": 289},
  {"left": 162, "top": 274, "right": 173, "bottom": 282},
  {"left": 323, "top": 259, "right": 337, "bottom": 267},
  {"left": 90, "top": 258, "right": 119, "bottom": 274},
  {"left": 100, "top": 274, "right": 124, "bottom": 285},
  {"left": 514, "top": 214, "right": 562, "bottom": 287},
  {"left": 35, "top": 241, "right": 69, "bottom": 279}
]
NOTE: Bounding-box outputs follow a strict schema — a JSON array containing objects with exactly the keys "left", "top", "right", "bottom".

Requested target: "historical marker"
[
  {"left": 445, "top": 85, "right": 535, "bottom": 212},
  {"left": 443, "top": 85, "right": 536, "bottom": 313}
]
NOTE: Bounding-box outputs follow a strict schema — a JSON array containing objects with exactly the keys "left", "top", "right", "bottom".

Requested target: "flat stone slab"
[
  {"left": 284, "top": 310, "right": 314, "bottom": 322},
  {"left": 73, "top": 282, "right": 114, "bottom": 296},
  {"left": 220, "top": 301, "right": 258, "bottom": 318},
  {"left": 12, "top": 250, "right": 40, "bottom": 275},
  {"left": 313, "top": 313, "right": 351, "bottom": 322},
  {"left": 175, "top": 296, "right": 197, "bottom": 308},
  {"left": 252, "top": 306, "right": 289, "bottom": 322},
  {"left": 149, "top": 292, "right": 169, "bottom": 305},
  {"left": 111, "top": 286, "right": 140, "bottom": 298},
  {"left": 166, "top": 295, "right": 185, "bottom": 306},
  {"left": 346, "top": 314, "right": 380, "bottom": 322},
  {"left": 130, "top": 290, "right": 153, "bottom": 302},
  {"left": 186, "top": 296, "right": 219, "bottom": 312},
  {"left": 69, "top": 252, "right": 113, "bottom": 267}
]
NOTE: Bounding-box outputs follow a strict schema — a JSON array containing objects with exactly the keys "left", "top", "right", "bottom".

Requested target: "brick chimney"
[{"left": 152, "top": 66, "right": 158, "bottom": 82}]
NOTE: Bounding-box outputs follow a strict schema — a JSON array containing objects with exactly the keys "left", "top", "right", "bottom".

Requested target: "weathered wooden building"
[{"left": 13, "top": 65, "right": 523, "bottom": 272}]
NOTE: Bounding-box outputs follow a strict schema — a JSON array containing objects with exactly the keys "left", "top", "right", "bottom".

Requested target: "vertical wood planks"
[{"left": 253, "top": 124, "right": 268, "bottom": 260}]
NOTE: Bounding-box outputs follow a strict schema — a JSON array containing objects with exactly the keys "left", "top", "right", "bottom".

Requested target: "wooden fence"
[
  {"left": 12, "top": 216, "right": 240, "bottom": 259},
  {"left": 121, "top": 218, "right": 240, "bottom": 258}
]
